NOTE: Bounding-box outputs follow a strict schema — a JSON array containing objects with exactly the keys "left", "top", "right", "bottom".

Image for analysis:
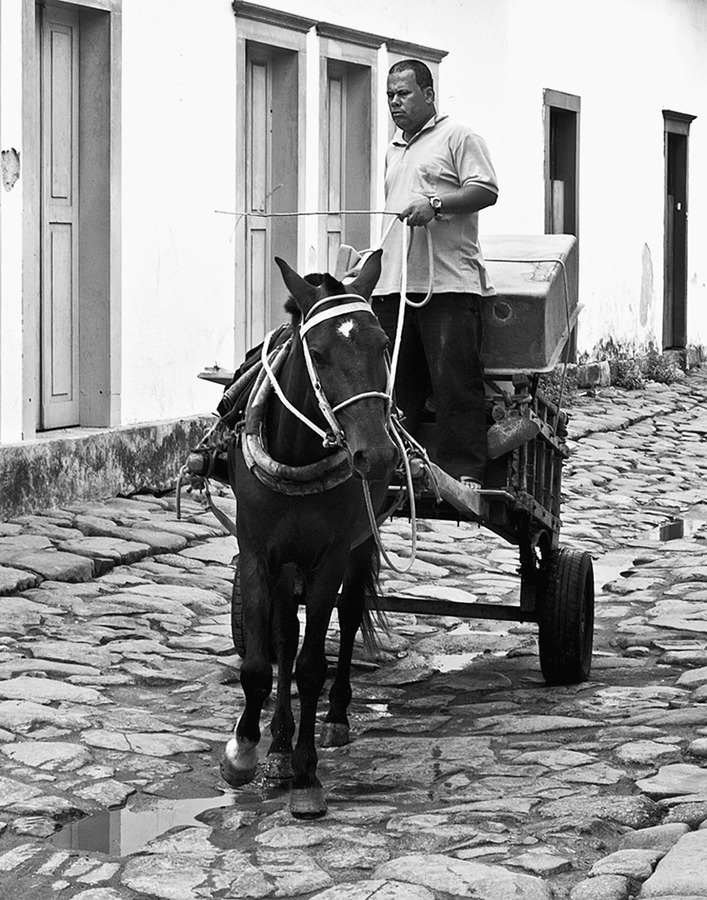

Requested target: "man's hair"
[{"left": 388, "top": 59, "right": 434, "bottom": 92}]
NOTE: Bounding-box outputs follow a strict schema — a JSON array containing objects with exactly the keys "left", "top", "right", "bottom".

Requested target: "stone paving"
[{"left": 2, "top": 372, "right": 707, "bottom": 899}]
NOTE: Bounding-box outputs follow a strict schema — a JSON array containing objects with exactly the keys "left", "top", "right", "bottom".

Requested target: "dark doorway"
[
  {"left": 544, "top": 89, "right": 580, "bottom": 360},
  {"left": 663, "top": 111, "right": 695, "bottom": 353}
]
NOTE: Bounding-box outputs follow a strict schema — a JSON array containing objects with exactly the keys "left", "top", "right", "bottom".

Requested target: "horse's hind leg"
[
  {"left": 322, "top": 537, "right": 378, "bottom": 748},
  {"left": 263, "top": 566, "right": 300, "bottom": 784},
  {"left": 221, "top": 550, "right": 273, "bottom": 787}
]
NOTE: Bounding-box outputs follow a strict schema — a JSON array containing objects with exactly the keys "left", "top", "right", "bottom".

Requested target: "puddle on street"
[
  {"left": 51, "top": 792, "right": 236, "bottom": 856},
  {"left": 592, "top": 508, "right": 707, "bottom": 591},
  {"left": 429, "top": 651, "right": 485, "bottom": 672},
  {"left": 654, "top": 512, "right": 706, "bottom": 542},
  {"left": 653, "top": 502, "right": 707, "bottom": 542}
]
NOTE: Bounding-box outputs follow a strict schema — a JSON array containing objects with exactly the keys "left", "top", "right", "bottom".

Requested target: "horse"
[{"left": 220, "top": 249, "right": 398, "bottom": 818}]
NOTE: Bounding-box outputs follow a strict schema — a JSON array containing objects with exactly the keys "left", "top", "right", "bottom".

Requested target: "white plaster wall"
[
  {"left": 118, "top": 0, "right": 707, "bottom": 424},
  {"left": 272, "top": 0, "right": 707, "bottom": 356},
  {"left": 2, "top": 0, "right": 706, "bottom": 439},
  {"left": 120, "top": 0, "right": 237, "bottom": 425}
]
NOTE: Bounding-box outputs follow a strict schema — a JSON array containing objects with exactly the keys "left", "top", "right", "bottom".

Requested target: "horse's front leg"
[
  {"left": 322, "top": 537, "right": 377, "bottom": 748},
  {"left": 290, "top": 554, "right": 347, "bottom": 819},
  {"left": 263, "top": 566, "right": 300, "bottom": 785},
  {"left": 221, "top": 549, "right": 273, "bottom": 787}
]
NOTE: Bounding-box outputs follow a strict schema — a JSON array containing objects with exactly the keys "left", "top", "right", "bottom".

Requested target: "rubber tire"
[
  {"left": 231, "top": 563, "right": 246, "bottom": 659},
  {"left": 538, "top": 547, "right": 594, "bottom": 686}
]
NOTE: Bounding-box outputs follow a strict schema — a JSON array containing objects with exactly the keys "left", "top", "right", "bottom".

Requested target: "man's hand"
[
  {"left": 399, "top": 197, "right": 437, "bottom": 227},
  {"left": 399, "top": 185, "right": 497, "bottom": 227}
]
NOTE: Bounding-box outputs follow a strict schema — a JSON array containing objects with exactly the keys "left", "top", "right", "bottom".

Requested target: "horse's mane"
[{"left": 284, "top": 273, "right": 344, "bottom": 324}]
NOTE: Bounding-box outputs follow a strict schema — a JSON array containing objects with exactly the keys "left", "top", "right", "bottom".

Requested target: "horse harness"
[
  {"left": 179, "top": 233, "right": 437, "bottom": 566},
  {"left": 182, "top": 291, "right": 394, "bottom": 509}
]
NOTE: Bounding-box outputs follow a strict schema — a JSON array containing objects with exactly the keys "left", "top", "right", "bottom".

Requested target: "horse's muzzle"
[{"left": 350, "top": 441, "right": 399, "bottom": 482}]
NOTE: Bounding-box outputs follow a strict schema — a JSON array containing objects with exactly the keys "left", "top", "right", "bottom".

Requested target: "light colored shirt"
[{"left": 374, "top": 113, "right": 498, "bottom": 297}]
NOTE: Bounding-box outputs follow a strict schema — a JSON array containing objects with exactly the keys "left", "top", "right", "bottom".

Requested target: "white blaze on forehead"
[{"left": 337, "top": 319, "right": 357, "bottom": 339}]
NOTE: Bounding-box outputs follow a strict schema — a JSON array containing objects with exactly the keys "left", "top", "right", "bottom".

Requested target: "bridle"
[{"left": 261, "top": 292, "right": 392, "bottom": 450}]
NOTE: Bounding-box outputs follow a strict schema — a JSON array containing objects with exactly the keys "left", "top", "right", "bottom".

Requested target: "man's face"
[{"left": 386, "top": 69, "right": 434, "bottom": 136}]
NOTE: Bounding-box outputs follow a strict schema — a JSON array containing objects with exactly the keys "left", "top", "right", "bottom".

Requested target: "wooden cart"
[{"left": 377, "top": 234, "right": 594, "bottom": 686}]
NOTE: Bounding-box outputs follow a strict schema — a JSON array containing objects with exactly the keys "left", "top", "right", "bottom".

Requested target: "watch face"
[{"left": 431, "top": 197, "right": 442, "bottom": 210}]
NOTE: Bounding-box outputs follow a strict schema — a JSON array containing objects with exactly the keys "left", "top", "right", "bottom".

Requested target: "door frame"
[
  {"left": 543, "top": 88, "right": 580, "bottom": 361},
  {"left": 662, "top": 109, "right": 695, "bottom": 353},
  {"left": 543, "top": 88, "right": 580, "bottom": 239},
  {"left": 233, "top": 5, "right": 312, "bottom": 365},
  {"left": 317, "top": 24, "right": 380, "bottom": 273},
  {"left": 23, "top": 0, "right": 121, "bottom": 437}
]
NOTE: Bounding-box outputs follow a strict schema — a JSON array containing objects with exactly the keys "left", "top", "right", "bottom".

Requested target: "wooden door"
[
  {"left": 326, "top": 64, "right": 345, "bottom": 273},
  {"left": 244, "top": 45, "right": 299, "bottom": 348},
  {"left": 246, "top": 51, "right": 272, "bottom": 344},
  {"left": 322, "top": 61, "right": 371, "bottom": 272},
  {"left": 40, "top": 6, "right": 80, "bottom": 429}
]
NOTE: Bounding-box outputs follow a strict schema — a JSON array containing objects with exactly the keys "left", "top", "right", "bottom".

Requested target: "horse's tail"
[{"left": 356, "top": 537, "right": 390, "bottom": 658}]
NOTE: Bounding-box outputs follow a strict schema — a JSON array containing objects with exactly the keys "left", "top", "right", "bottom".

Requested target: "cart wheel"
[
  {"left": 231, "top": 562, "right": 246, "bottom": 659},
  {"left": 538, "top": 548, "right": 594, "bottom": 685}
]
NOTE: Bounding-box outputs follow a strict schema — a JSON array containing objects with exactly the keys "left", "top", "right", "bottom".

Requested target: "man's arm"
[{"left": 399, "top": 184, "right": 498, "bottom": 227}]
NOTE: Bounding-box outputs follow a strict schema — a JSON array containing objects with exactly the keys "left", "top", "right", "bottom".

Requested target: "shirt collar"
[{"left": 392, "top": 112, "right": 449, "bottom": 146}]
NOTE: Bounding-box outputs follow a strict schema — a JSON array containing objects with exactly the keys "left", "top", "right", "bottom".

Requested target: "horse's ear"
[
  {"left": 348, "top": 249, "right": 382, "bottom": 300},
  {"left": 275, "top": 257, "right": 318, "bottom": 314}
]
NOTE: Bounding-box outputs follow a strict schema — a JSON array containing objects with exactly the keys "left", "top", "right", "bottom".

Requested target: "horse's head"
[{"left": 275, "top": 251, "right": 398, "bottom": 482}]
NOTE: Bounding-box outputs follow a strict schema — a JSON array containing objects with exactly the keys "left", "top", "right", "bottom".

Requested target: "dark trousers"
[{"left": 373, "top": 293, "right": 487, "bottom": 482}]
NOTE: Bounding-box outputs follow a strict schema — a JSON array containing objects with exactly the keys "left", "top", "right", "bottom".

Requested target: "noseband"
[{"left": 261, "top": 293, "right": 391, "bottom": 449}]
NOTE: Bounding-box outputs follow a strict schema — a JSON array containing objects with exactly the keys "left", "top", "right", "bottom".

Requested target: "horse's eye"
[{"left": 310, "top": 350, "right": 326, "bottom": 367}]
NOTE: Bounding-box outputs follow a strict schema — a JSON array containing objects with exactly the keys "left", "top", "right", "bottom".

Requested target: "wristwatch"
[{"left": 429, "top": 196, "right": 443, "bottom": 216}]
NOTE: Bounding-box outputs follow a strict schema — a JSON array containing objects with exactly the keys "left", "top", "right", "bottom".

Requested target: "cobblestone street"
[{"left": 2, "top": 371, "right": 707, "bottom": 899}]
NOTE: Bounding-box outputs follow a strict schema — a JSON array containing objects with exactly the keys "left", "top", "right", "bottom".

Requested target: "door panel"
[
  {"left": 48, "top": 224, "right": 75, "bottom": 397},
  {"left": 244, "top": 45, "right": 299, "bottom": 347},
  {"left": 326, "top": 69, "right": 344, "bottom": 272},
  {"left": 322, "top": 60, "right": 371, "bottom": 271},
  {"left": 249, "top": 227, "right": 267, "bottom": 340},
  {"left": 41, "top": 7, "right": 80, "bottom": 429},
  {"left": 246, "top": 56, "right": 270, "bottom": 343}
]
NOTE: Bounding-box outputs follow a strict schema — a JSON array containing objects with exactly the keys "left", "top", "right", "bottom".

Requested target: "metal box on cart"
[{"left": 482, "top": 233, "right": 579, "bottom": 374}]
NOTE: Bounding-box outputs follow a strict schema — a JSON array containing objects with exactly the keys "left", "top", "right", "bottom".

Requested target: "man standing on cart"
[{"left": 372, "top": 59, "right": 498, "bottom": 489}]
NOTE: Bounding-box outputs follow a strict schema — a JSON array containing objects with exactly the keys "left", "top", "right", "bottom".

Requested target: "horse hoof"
[
  {"left": 320, "top": 722, "right": 350, "bottom": 747},
  {"left": 220, "top": 738, "right": 257, "bottom": 787},
  {"left": 220, "top": 754, "right": 256, "bottom": 786},
  {"left": 263, "top": 752, "right": 294, "bottom": 785},
  {"left": 290, "top": 786, "right": 327, "bottom": 819}
]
